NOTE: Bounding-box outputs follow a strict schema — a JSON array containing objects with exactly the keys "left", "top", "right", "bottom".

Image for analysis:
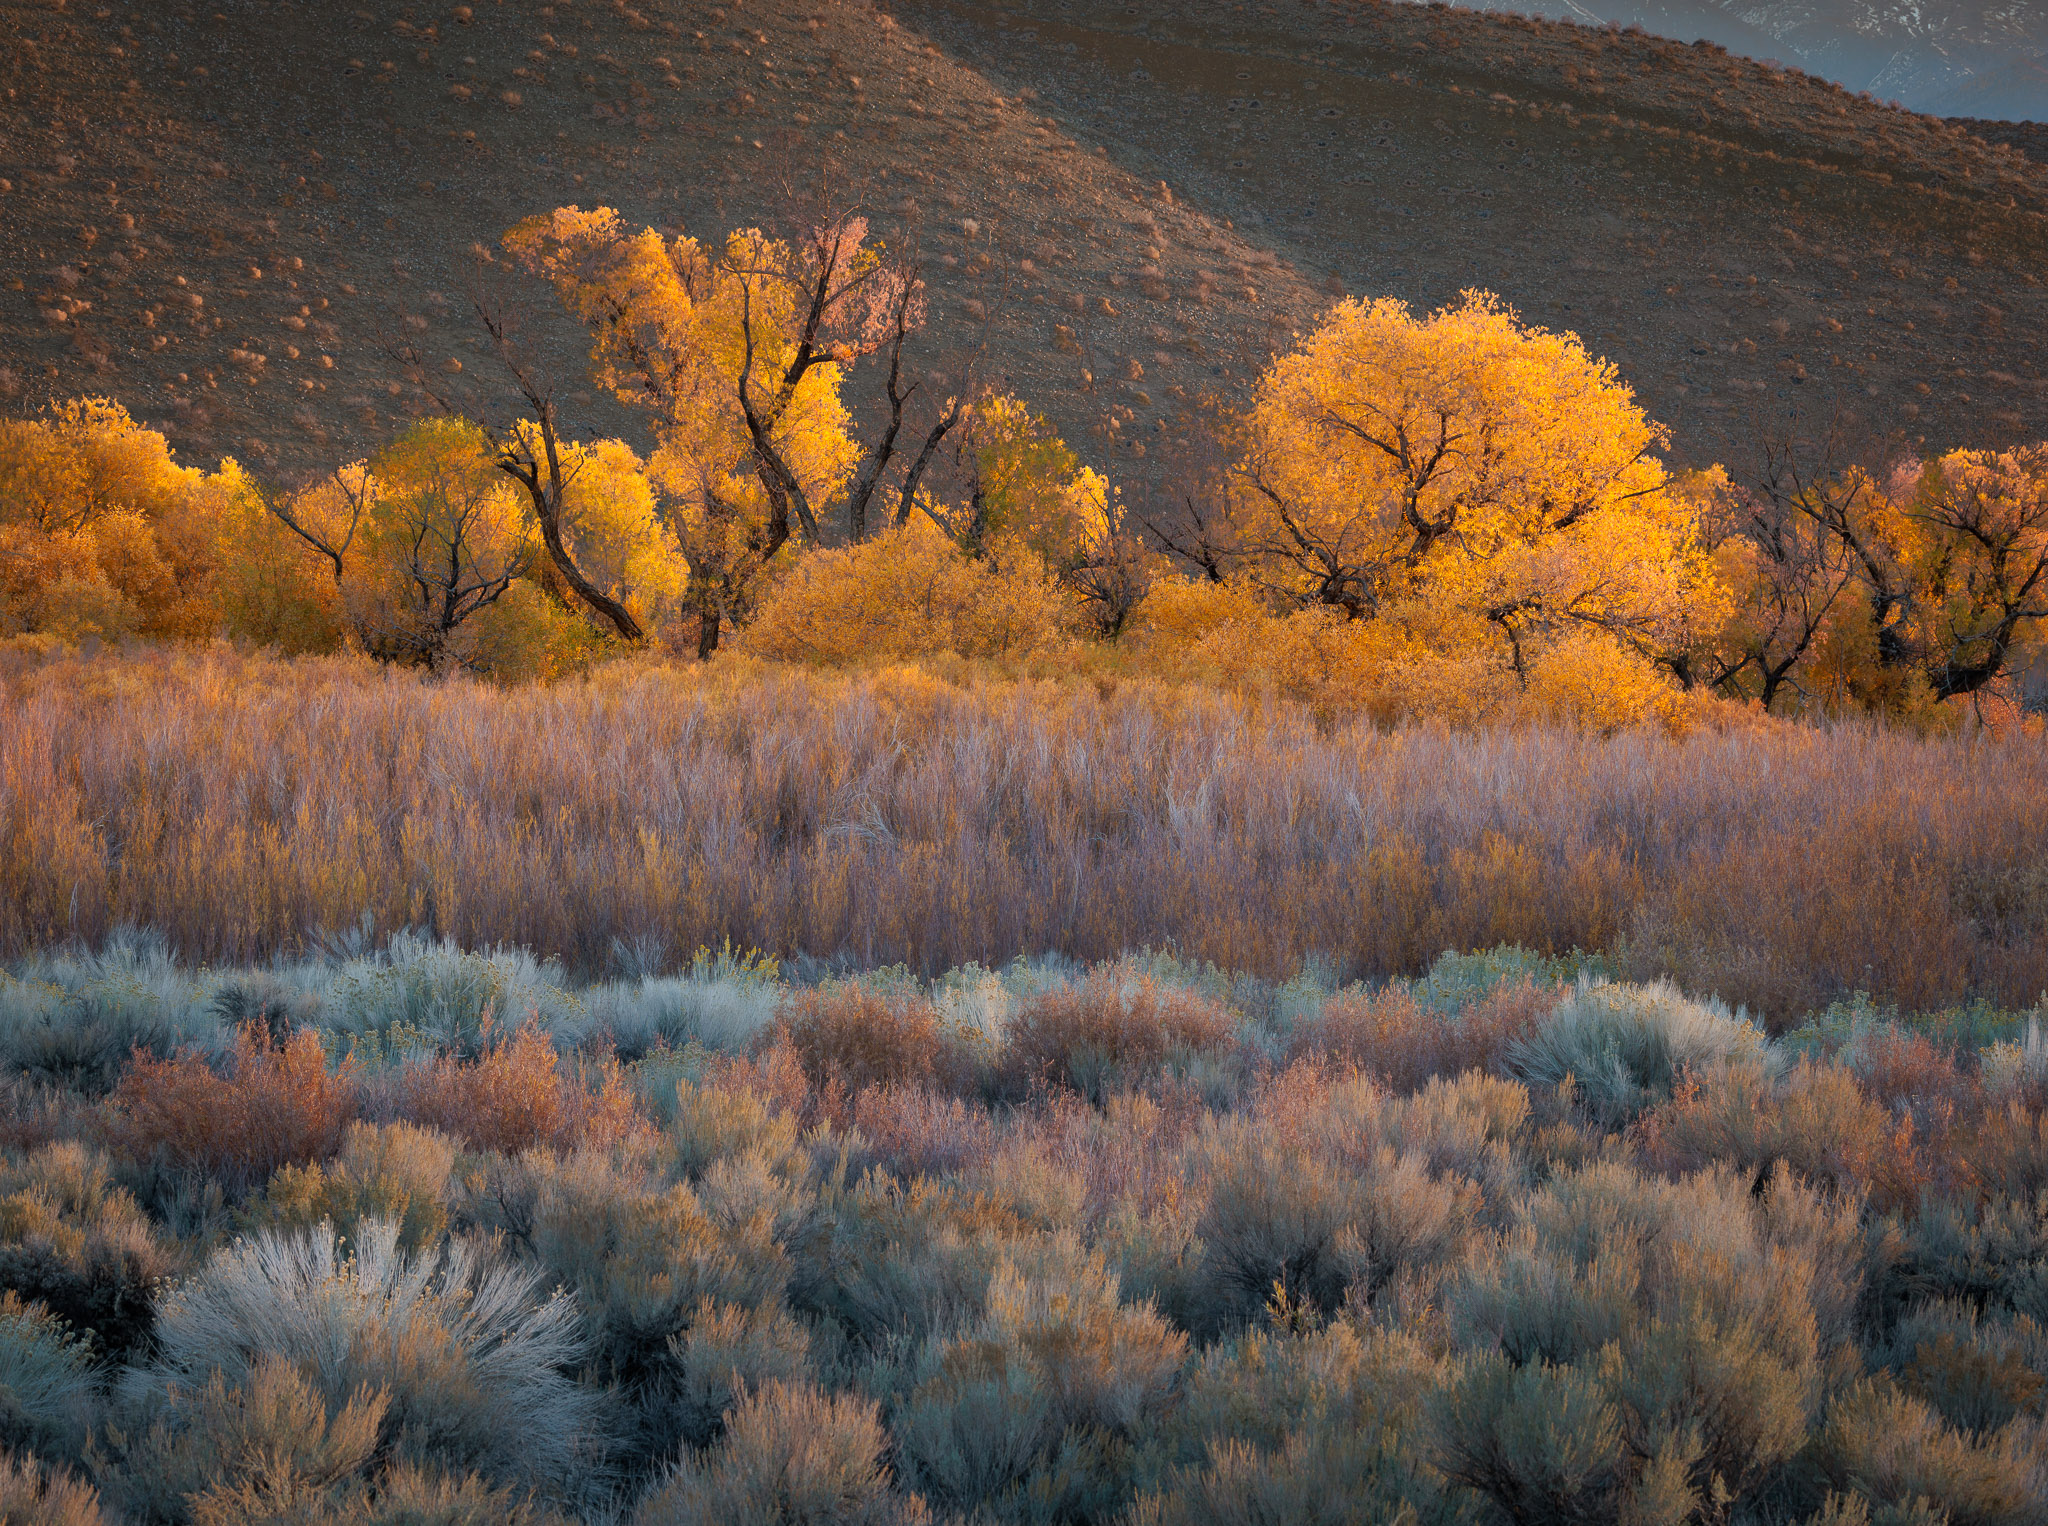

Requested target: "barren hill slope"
[{"left": 0, "top": 0, "right": 2044, "bottom": 486}]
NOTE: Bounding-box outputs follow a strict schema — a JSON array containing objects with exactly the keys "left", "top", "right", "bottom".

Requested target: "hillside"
[
  {"left": 1441, "top": 0, "right": 2048, "bottom": 120},
  {"left": 0, "top": 0, "right": 2044, "bottom": 484}
]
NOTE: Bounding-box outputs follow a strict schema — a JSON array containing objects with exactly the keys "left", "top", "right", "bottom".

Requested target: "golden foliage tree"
[
  {"left": 1699, "top": 434, "right": 2048, "bottom": 717},
  {"left": 0, "top": 399, "right": 225, "bottom": 643},
  {"left": 744, "top": 515, "right": 1068, "bottom": 665},
  {"left": 1228, "top": 291, "right": 1723, "bottom": 688},
  {"left": 503, "top": 205, "right": 966, "bottom": 655}
]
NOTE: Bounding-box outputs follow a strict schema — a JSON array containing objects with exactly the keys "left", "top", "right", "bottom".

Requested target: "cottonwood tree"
[
  {"left": 502, "top": 203, "right": 969, "bottom": 655},
  {"left": 1679, "top": 464, "right": 1860, "bottom": 712},
  {"left": 1222, "top": 291, "right": 1722, "bottom": 682},
  {"left": 1733, "top": 424, "right": 2048, "bottom": 711},
  {"left": 386, "top": 270, "right": 650, "bottom": 645},
  {"left": 1901, "top": 444, "right": 2048, "bottom": 700},
  {"left": 342, "top": 418, "right": 534, "bottom": 670}
]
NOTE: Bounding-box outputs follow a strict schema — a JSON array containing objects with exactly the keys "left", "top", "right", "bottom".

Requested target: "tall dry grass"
[{"left": 1, "top": 648, "right": 2045, "bottom": 1019}]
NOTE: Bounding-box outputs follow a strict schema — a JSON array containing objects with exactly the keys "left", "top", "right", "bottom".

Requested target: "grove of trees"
[{"left": 1, "top": 205, "right": 2042, "bottom": 727}]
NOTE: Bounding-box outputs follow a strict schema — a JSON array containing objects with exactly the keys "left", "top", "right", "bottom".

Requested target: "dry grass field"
[{"left": 3, "top": 647, "right": 2045, "bottom": 1022}]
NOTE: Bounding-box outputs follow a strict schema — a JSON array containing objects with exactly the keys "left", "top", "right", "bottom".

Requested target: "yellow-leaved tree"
[
  {"left": 1221, "top": 290, "right": 1724, "bottom": 698},
  {"left": 0, "top": 398, "right": 226, "bottom": 643},
  {"left": 502, "top": 205, "right": 967, "bottom": 655},
  {"left": 340, "top": 418, "right": 536, "bottom": 670}
]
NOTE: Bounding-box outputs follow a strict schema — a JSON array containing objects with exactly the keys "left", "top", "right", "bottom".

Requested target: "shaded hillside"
[{"left": 0, "top": 0, "right": 2044, "bottom": 485}]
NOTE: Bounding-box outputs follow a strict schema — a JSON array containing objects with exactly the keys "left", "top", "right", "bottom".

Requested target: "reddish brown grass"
[
  {"left": 778, "top": 987, "right": 967, "bottom": 1098},
  {"left": 1288, "top": 979, "right": 1556, "bottom": 1090},
  {"left": 102, "top": 1025, "right": 357, "bottom": 1189},
  {"left": 999, "top": 974, "right": 1239, "bottom": 1101},
  {"left": 394, "top": 1021, "right": 646, "bottom": 1156},
  {"left": 3, "top": 653, "right": 2047, "bottom": 1022},
  {"left": 1638, "top": 1059, "right": 1926, "bottom": 1212}
]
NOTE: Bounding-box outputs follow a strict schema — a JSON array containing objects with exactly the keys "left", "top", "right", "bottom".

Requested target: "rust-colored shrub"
[
  {"left": 778, "top": 987, "right": 964, "bottom": 1097},
  {"left": 849, "top": 1082, "right": 1002, "bottom": 1179},
  {"left": 1637, "top": 1059, "right": 1924, "bottom": 1211},
  {"left": 102, "top": 1026, "right": 357, "bottom": 1189},
  {"left": 1290, "top": 979, "right": 1554, "bottom": 1091},
  {"left": 1000, "top": 974, "right": 1237, "bottom": 1101},
  {"left": 1964, "top": 1101, "right": 2048, "bottom": 1201},
  {"left": 1848, "top": 1027, "right": 1972, "bottom": 1120},
  {"left": 395, "top": 1021, "right": 646, "bottom": 1156},
  {"left": 0, "top": 1075, "right": 89, "bottom": 1153},
  {"left": 699, "top": 1036, "right": 818, "bottom": 1127}
]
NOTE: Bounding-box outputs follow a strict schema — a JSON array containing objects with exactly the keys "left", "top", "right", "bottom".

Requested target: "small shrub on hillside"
[
  {"left": 126, "top": 1219, "right": 599, "bottom": 1493},
  {"left": 998, "top": 974, "right": 1239, "bottom": 1102},
  {"left": 246, "top": 1120, "right": 455, "bottom": 1254},
  {"left": 394, "top": 1022, "right": 643, "bottom": 1155},
  {"left": 1506, "top": 978, "right": 1772, "bottom": 1125},
  {"left": 0, "top": 1143, "right": 173, "bottom": 1359},
  {"left": 0, "top": 1450, "right": 106, "bottom": 1526},
  {"left": 0, "top": 1291, "right": 96, "bottom": 1462},
  {"left": 1638, "top": 1058, "right": 1922, "bottom": 1210},
  {"left": 1289, "top": 978, "right": 1553, "bottom": 1091},
  {"left": 891, "top": 1239, "right": 1185, "bottom": 1521},
  {"left": 779, "top": 987, "right": 968, "bottom": 1097},
  {"left": 669, "top": 1296, "right": 814, "bottom": 1447},
  {"left": 629, "top": 1379, "right": 917, "bottom": 1526},
  {"left": 104, "top": 1026, "right": 357, "bottom": 1191},
  {"left": 102, "top": 1355, "right": 386, "bottom": 1526}
]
